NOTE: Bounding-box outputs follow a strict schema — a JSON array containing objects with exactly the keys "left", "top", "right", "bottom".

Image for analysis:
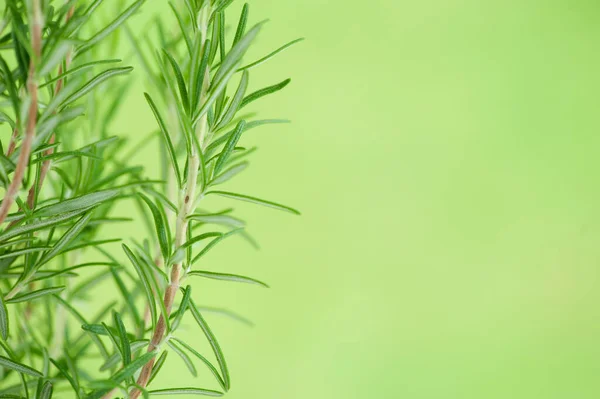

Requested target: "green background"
[{"left": 116, "top": 0, "right": 600, "bottom": 398}]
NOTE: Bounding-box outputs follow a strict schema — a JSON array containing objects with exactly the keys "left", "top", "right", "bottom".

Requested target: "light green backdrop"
[{"left": 113, "top": 0, "right": 600, "bottom": 398}]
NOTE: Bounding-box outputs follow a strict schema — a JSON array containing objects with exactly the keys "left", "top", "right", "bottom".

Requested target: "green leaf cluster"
[{"left": 0, "top": 0, "right": 299, "bottom": 397}]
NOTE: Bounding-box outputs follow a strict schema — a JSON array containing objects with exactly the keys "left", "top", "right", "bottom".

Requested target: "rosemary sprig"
[{"left": 0, "top": 1, "right": 299, "bottom": 398}]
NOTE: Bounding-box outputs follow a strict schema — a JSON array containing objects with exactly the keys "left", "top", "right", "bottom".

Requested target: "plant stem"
[
  {"left": 26, "top": 6, "right": 74, "bottom": 210},
  {"left": 6, "top": 127, "right": 19, "bottom": 157},
  {"left": 19, "top": 6, "right": 77, "bottom": 322},
  {"left": 0, "top": 0, "right": 43, "bottom": 225},
  {"left": 129, "top": 153, "right": 202, "bottom": 399},
  {"left": 130, "top": 13, "right": 212, "bottom": 397}
]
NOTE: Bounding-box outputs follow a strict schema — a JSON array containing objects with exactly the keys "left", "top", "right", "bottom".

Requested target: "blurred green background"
[{"left": 113, "top": 0, "right": 600, "bottom": 398}]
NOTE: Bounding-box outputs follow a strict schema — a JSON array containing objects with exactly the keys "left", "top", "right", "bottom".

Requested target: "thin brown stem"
[
  {"left": 129, "top": 155, "right": 201, "bottom": 399},
  {"left": 26, "top": 6, "right": 74, "bottom": 211},
  {"left": 129, "top": 6, "right": 214, "bottom": 398},
  {"left": 0, "top": 0, "right": 43, "bottom": 226},
  {"left": 101, "top": 389, "right": 118, "bottom": 399},
  {"left": 6, "top": 127, "right": 18, "bottom": 157}
]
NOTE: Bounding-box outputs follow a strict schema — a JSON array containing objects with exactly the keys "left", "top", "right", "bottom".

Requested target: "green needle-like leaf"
[
  {"left": 61, "top": 67, "right": 133, "bottom": 108},
  {"left": 100, "top": 340, "right": 148, "bottom": 372},
  {"left": 213, "top": 0, "right": 235, "bottom": 15},
  {"left": 148, "top": 351, "right": 168, "bottom": 385},
  {"left": 143, "top": 187, "right": 177, "bottom": 213},
  {"left": 214, "top": 120, "right": 246, "bottom": 176},
  {"left": 190, "top": 37, "right": 211, "bottom": 115},
  {"left": 52, "top": 296, "right": 109, "bottom": 360},
  {"left": 240, "top": 78, "right": 291, "bottom": 109},
  {"left": 30, "top": 262, "right": 119, "bottom": 282},
  {"left": 50, "top": 358, "right": 79, "bottom": 396},
  {"left": 189, "top": 298, "right": 230, "bottom": 390},
  {"left": 207, "top": 119, "right": 290, "bottom": 153},
  {"left": 214, "top": 71, "right": 249, "bottom": 131},
  {"left": 40, "top": 59, "right": 122, "bottom": 88},
  {"left": 122, "top": 244, "right": 157, "bottom": 331},
  {"left": 81, "top": 324, "right": 135, "bottom": 340},
  {"left": 138, "top": 193, "right": 170, "bottom": 262},
  {"left": 167, "top": 340, "right": 197, "bottom": 377},
  {"left": 187, "top": 271, "right": 269, "bottom": 287},
  {"left": 191, "top": 21, "right": 265, "bottom": 126},
  {"left": 37, "top": 212, "right": 93, "bottom": 267},
  {"left": 144, "top": 93, "right": 182, "bottom": 187},
  {"left": 0, "top": 56, "right": 20, "bottom": 117},
  {"left": 134, "top": 253, "right": 170, "bottom": 334},
  {"left": 77, "top": 0, "right": 145, "bottom": 55},
  {"left": 148, "top": 387, "right": 223, "bottom": 396},
  {"left": 239, "top": 38, "right": 304, "bottom": 71},
  {"left": 191, "top": 229, "right": 242, "bottom": 264},
  {"left": 39, "top": 381, "right": 53, "bottom": 399},
  {"left": 169, "top": 3, "right": 192, "bottom": 55},
  {"left": 0, "top": 209, "right": 91, "bottom": 242},
  {"left": 210, "top": 162, "right": 249, "bottom": 186},
  {"left": 113, "top": 311, "right": 131, "bottom": 367},
  {"left": 208, "top": 14, "right": 221, "bottom": 64},
  {"left": 101, "top": 321, "right": 123, "bottom": 364},
  {"left": 218, "top": 12, "right": 226, "bottom": 66},
  {"left": 163, "top": 49, "right": 190, "bottom": 113},
  {"left": 233, "top": 3, "right": 249, "bottom": 46},
  {"left": 192, "top": 61, "right": 240, "bottom": 127},
  {"left": 33, "top": 190, "right": 118, "bottom": 218},
  {"left": 6, "top": 286, "right": 66, "bottom": 304},
  {"left": 0, "top": 289, "right": 8, "bottom": 340},
  {"left": 196, "top": 307, "right": 254, "bottom": 327},
  {"left": 206, "top": 191, "right": 300, "bottom": 215},
  {"left": 0, "top": 246, "right": 51, "bottom": 260},
  {"left": 110, "top": 269, "right": 142, "bottom": 329},
  {"left": 171, "top": 285, "right": 191, "bottom": 331},
  {"left": 112, "top": 350, "right": 157, "bottom": 383},
  {"left": 188, "top": 213, "right": 245, "bottom": 228},
  {"left": 171, "top": 337, "right": 226, "bottom": 390},
  {"left": 86, "top": 351, "right": 157, "bottom": 399},
  {"left": 179, "top": 232, "right": 222, "bottom": 251},
  {"left": 0, "top": 356, "right": 43, "bottom": 378}
]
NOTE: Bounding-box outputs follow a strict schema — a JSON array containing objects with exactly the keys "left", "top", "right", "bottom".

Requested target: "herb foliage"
[{"left": 0, "top": 0, "right": 300, "bottom": 397}]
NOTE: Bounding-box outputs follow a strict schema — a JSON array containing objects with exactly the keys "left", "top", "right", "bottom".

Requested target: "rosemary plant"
[{"left": 0, "top": 0, "right": 300, "bottom": 398}]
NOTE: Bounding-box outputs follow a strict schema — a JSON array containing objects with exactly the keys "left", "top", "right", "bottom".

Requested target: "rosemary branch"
[
  {"left": 26, "top": 6, "right": 75, "bottom": 210},
  {"left": 129, "top": 26, "right": 211, "bottom": 399},
  {"left": 0, "top": 1, "right": 299, "bottom": 397},
  {"left": 0, "top": 0, "right": 43, "bottom": 225}
]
